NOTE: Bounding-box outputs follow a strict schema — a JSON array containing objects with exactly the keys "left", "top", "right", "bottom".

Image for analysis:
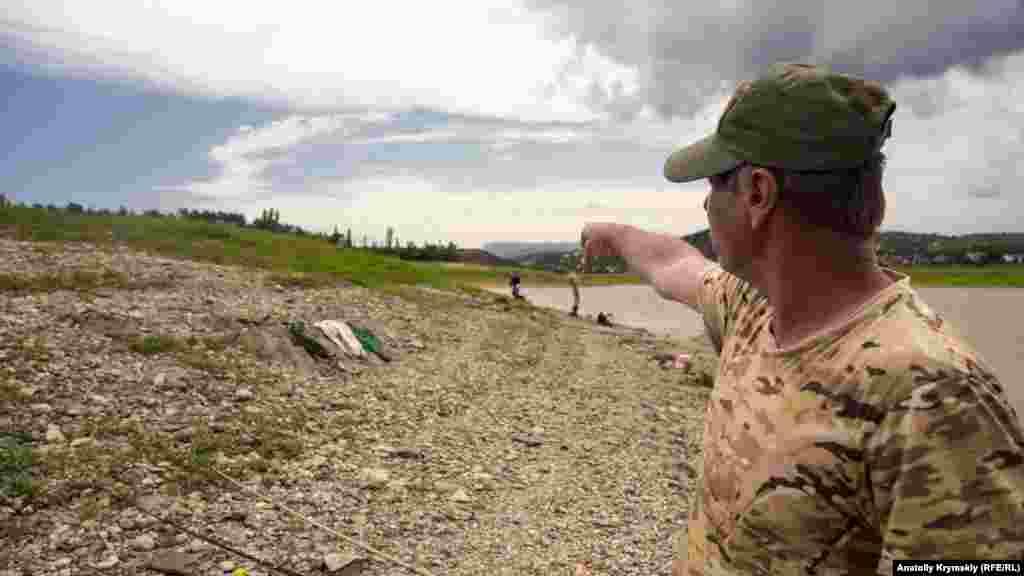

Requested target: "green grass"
[
  {"left": 893, "top": 264, "right": 1024, "bottom": 288},
  {"left": 0, "top": 268, "right": 152, "bottom": 294},
  {"left": 0, "top": 204, "right": 646, "bottom": 292},
  {"left": 7, "top": 205, "right": 1015, "bottom": 290},
  {"left": 0, "top": 432, "right": 35, "bottom": 498},
  {"left": 128, "top": 334, "right": 183, "bottom": 355}
]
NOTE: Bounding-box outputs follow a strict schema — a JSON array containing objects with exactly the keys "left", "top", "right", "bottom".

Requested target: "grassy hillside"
[
  {"left": 0, "top": 205, "right": 642, "bottom": 293},
  {"left": 3, "top": 205, "right": 1017, "bottom": 290},
  {"left": 892, "top": 264, "right": 1024, "bottom": 287}
]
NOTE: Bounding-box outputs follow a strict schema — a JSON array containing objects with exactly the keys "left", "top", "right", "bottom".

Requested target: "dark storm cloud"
[{"left": 526, "top": 0, "right": 1024, "bottom": 119}]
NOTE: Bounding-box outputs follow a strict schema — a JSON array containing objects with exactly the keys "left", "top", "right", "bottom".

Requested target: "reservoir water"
[{"left": 491, "top": 283, "right": 1024, "bottom": 417}]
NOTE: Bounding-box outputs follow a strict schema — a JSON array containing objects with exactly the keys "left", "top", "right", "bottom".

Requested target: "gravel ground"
[{"left": 0, "top": 239, "right": 715, "bottom": 576}]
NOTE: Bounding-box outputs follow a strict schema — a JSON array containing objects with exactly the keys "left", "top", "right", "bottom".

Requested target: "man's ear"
[{"left": 745, "top": 167, "right": 780, "bottom": 231}]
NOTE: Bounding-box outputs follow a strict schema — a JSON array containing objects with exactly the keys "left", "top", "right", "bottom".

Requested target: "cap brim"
[{"left": 664, "top": 134, "right": 743, "bottom": 183}]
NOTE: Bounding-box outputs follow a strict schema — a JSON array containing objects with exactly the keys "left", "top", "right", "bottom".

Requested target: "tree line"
[
  {"left": 1, "top": 200, "right": 464, "bottom": 263},
  {"left": 682, "top": 228, "right": 1024, "bottom": 265}
]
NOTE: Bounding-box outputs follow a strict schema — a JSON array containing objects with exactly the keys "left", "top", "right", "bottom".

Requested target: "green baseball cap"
[{"left": 664, "top": 62, "right": 896, "bottom": 183}]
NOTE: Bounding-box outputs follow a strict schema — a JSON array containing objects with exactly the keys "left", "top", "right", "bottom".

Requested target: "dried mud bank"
[{"left": 0, "top": 239, "right": 715, "bottom": 576}]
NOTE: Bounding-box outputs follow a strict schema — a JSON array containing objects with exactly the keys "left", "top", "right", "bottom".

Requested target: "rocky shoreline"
[{"left": 0, "top": 239, "right": 715, "bottom": 576}]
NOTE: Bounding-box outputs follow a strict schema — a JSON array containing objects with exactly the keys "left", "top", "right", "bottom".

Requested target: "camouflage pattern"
[
  {"left": 678, "top": 264, "right": 1024, "bottom": 575},
  {"left": 665, "top": 62, "right": 897, "bottom": 183}
]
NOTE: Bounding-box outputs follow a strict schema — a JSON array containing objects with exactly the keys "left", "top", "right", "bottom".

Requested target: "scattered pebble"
[
  {"left": 131, "top": 533, "right": 156, "bottom": 551},
  {"left": 45, "top": 424, "right": 65, "bottom": 443}
]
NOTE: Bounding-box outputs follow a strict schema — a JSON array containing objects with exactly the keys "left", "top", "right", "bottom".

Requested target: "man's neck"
[{"left": 755, "top": 238, "right": 894, "bottom": 349}]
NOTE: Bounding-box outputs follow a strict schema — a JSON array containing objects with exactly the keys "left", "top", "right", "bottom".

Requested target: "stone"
[
  {"left": 118, "top": 513, "right": 136, "bottom": 530},
  {"left": 184, "top": 538, "right": 211, "bottom": 553},
  {"left": 70, "top": 437, "right": 95, "bottom": 448},
  {"left": 323, "top": 552, "right": 355, "bottom": 573},
  {"left": 89, "top": 394, "right": 110, "bottom": 405},
  {"left": 131, "top": 533, "right": 157, "bottom": 551},
  {"left": 93, "top": 555, "right": 120, "bottom": 569},
  {"left": 223, "top": 510, "right": 248, "bottom": 523},
  {"left": 433, "top": 480, "right": 458, "bottom": 493},
  {"left": 146, "top": 550, "right": 198, "bottom": 576},
  {"left": 361, "top": 468, "right": 390, "bottom": 489},
  {"left": 45, "top": 424, "right": 65, "bottom": 443},
  {"left": 380, "top": 446, "right": 426, "bottom": 460},
  {"left": 511, "top": 432, "right": 543, "bottom": 447}
]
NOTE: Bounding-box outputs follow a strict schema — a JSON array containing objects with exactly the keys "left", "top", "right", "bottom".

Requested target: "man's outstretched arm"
[{"left": 580, "top": 222, "right": 711, "bottom": 310}]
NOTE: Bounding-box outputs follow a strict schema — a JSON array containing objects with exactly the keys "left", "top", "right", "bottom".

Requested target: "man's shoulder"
[{"left": 821, "top": 285, "right": 1005, "bottom": 410}]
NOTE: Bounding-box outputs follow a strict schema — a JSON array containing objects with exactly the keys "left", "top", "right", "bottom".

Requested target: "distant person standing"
[
  {"left": 510, "top": 272, "right": 522, "bottom": 299},
  {"left": 568, "top": 271, "right": 581, "bottom": 316}
]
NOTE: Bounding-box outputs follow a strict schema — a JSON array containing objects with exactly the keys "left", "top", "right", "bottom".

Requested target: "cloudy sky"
[{"left": 2, "top": 2, "right": 1022, "bottom": 248}]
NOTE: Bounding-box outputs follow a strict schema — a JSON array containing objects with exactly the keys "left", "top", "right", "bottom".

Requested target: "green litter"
[
  {"left": 349, "top": 325, "right": 382, "bottom": 356},
  {"left": 287, "top": 320, "right": 330, "bottom": 358}
]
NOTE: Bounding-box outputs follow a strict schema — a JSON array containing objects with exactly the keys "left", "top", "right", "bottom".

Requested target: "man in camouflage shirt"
[{"left": 580, "top": 63, "right": 1024, "bottom": 575}]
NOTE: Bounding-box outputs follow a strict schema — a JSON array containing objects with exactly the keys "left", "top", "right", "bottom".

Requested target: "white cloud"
[
  {"left": 173, "top": 49, "right": 1024, "bottom": 246},
  {"left": 880, "top": 52, "right": 1024, "bottom": 233},
  {"left": 3, "top": 0, "right": 638, "bottom": 122},
  {"left": 169, "top": 90, "right": 725, "bottom": 247},
  {"left": 10, "top": 1, "right": 1021, "bottom": 243}
]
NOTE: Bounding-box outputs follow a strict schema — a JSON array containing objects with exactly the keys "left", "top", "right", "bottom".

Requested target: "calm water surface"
[{"left": 495, "top": 283, "right": 1024, "bottom": 416}]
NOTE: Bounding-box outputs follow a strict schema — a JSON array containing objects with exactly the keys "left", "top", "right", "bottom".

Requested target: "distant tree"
[
  {"left": 254, "top": 208, "right": 281, "bottom": 231},
  {"left": 423, "top": 242, "right": 440, "bottom": 261},
  {"left": 401, "top": 240, "right": 417, "bottom": 260}
]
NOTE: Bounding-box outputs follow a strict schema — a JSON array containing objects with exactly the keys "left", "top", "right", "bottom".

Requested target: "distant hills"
[
  {"left": 454, "top": 249, "right": 517, "bottom": 267},
  {"left": 483, "top": 229, "right": 1024, "bottom": 273},
  {"left": 482, "top": 241, "right": 580, "bottom": 260}
]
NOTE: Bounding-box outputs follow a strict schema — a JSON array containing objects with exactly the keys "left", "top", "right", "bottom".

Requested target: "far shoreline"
[{"left": 463, "top": 263, "right": 1024, "bottom": 290}]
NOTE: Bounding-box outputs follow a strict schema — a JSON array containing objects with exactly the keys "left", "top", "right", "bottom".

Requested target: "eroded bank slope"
[{"left": 0, "top": 239, "right": 714, "bottom": 576}]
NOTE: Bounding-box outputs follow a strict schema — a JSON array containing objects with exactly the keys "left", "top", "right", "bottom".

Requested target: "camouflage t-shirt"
[{"left": 680, "top": 264, "right": 1024, "bottom": 575}]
